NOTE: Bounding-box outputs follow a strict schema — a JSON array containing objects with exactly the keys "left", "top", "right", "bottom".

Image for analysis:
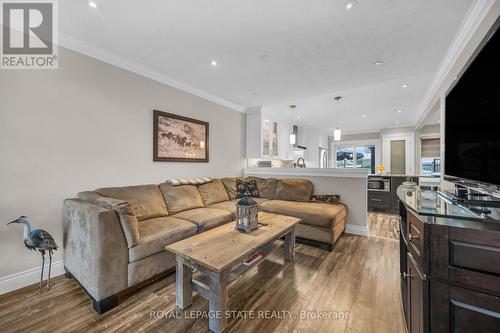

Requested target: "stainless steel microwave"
[{"left": 368, "top": 178, "right": 391, "bottom": 192}]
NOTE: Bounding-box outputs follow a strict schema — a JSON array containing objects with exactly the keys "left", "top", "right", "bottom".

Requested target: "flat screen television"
[{"left": 445, "top": 19, "right": 500, "bottom": 187}]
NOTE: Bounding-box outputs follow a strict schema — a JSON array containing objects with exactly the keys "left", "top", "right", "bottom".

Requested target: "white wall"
[
  {"left": 0, "top": 46, "right": 246, "bottom": 279},
  {"left": 296, "top": 127, "right": 329, "bottom": 167},
  {"left": 244, "top": 168, "right": 368, "bottom": 234}
]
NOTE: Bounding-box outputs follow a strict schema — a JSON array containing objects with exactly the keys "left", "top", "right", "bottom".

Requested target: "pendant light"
[
  {"left": 334, "top": 96, "right": 342, "bottom": 141},
  {"left": 289, "top": 105, "right": 297, "bottom": 145}
]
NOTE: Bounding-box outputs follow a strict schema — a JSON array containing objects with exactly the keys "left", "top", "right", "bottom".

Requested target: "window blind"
[{"left": 421, "top": 138, "right": 440, "bottom": 157}]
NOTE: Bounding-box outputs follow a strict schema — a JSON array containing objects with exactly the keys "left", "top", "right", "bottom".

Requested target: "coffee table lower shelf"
[
  {"left": 190, "top": 240, "right": 281, "bottom": 299},
  {"left": 170, "top": 223, "right": 297, "bottom": 333}
]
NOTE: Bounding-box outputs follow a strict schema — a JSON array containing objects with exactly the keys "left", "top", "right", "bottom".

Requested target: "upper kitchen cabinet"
[{"left": 246, "top": 107, "right": 292, "bottom": 159}]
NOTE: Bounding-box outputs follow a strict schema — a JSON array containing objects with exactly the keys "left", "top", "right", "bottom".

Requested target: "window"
[
  {"left": 420, "top": 138, "right": 440, "bottom": 175},
  {"left": 335, "top": 144, "right": 376, "bottom": 173}
]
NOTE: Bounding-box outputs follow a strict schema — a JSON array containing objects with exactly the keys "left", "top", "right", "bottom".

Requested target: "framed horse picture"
[{"left": 153, "top": 110, "right": 209, "bottom": 162}]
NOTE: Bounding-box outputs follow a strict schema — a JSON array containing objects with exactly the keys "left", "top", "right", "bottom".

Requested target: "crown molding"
[
  {"left": 57, "top": 33, "right": 247, "bottom": 113},
  {"left": 414, "top": 0, "right": 498, "bottom": 128}
]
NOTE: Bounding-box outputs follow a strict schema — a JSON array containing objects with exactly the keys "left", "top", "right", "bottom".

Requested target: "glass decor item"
[
  {"left": 262, "top": 119, "right": 270, "bottom": 156},
  {"left": 235, "top": 197, "right": 259, "bottom": 232},
  {"left": 272, "top": 121, "right": 278, "bottom": 156}
]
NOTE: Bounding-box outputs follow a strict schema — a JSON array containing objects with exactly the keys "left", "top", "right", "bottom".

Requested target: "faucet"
[{"left": 296, "top": 157, "right": 306, "bottom": 168}]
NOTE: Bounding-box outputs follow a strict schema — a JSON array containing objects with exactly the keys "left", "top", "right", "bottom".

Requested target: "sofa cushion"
[
  {"left": 198, "top": 179, "right": 229, "bottom": 206},
  {"left": 274, "top": 179, "right": 314, "bottom": 202},
  {"left": 173, "top": 208, "right": 233, "bottom": 232},
  {"left": 209, "top": 198, "right": 269, "bottom": 215},
  {"left": 246, "top": 177, "right": 278, "bottom": 199},
  {"left": 221, "top": 177, "right": 244, "bottom": 200},
  {"left": 77, "top": 191, "right": 139, "bottom": 248},
  {"left": 129, "top": 216, "right": 197, "bottom": 262},
  {"left": 159, "top": 183, "right": 204, "bottom": 214},
  {"left": 96, "top": 185, "right": 168, "bottom": 221},
  {"left": 259, "top": 200, "right": 347, "bottom": 228},
  {"left": 209, "top": 199, "right": 239, "bottom": 215}
]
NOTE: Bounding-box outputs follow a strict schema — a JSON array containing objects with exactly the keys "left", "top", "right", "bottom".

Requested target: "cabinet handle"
[
  {"left": 403, "top": 272, "right": 413, "bottom": 279},
  {"left": 371, "top": 198, "right": 382, "bottom": 202},
  {"left": 409, "top": 234, "right": 419, "bottom": 241}
]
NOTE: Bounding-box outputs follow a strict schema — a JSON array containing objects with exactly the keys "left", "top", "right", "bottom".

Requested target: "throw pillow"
[
  {"left": 311, "top": 194, "right": 341, "bottom": 204},
  {"left": 198, "top": 179, "right": 229, "bottom": 206},
  {"left": 236, "top": 179, "right": 260, "bottom": 198},
  {"left": 245, "top": 177, "right": 278, "bottom": 199}
]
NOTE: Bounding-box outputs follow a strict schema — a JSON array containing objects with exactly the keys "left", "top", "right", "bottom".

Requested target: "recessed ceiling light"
[
  {"left": 362, "top": 114, "right": 367, "bottom": 118},
  {"left": 398, "top": 109, "right": 402, "bottom": 113},
  {"left": 395, "top": 121, "right": 400, "bottom": 125},
  {"left": 402, "top": 84, "right": 408, "bottom": 88},
  {"left": 297, "top": 115, "right": 301, "bottom": 120},
  {"left": 344, "top": 0, "right": 357, "bottom": 10},
  {"left": 88, "top": 1, "right": 98, "bottom": 8},
  {"left": 309, "top": 122, "right": 313, "bottom": 126},
  {"left": 210, "top": 60, "right": 217, "bottom": 67},
  {"left": 453, "top": 76, "right": 458, "bottom": 80},
  {"left": 373, "top": 60, "right": 384, "bottom": 66}
]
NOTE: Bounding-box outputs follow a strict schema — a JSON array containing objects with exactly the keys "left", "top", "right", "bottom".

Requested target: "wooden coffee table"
[{"left": 166, "top": 212, "right": 300, "bottom": 333}]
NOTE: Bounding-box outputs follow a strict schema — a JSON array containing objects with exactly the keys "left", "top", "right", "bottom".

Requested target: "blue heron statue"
[{"left": 7, "top": 216, "right": 58, "bottom": 292}]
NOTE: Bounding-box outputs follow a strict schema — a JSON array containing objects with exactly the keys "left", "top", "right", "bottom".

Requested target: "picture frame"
[{"left": 153, "top": 110, "right": 209, "bottom": 162}]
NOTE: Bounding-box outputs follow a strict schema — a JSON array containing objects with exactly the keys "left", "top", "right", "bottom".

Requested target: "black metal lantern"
[{"left": 235, "top": 197, "right": 259, "bottom": 232}]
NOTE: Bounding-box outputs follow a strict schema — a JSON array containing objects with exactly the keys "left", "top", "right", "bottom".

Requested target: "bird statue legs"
[
  {"left": 39, "top": 251, "right": 45, "bottom": 293},
  {"left": 46, "top": 250, "right": 53, "bottom": 291}
]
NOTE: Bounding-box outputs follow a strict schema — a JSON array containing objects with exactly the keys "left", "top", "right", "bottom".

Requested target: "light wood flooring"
[
  {"left": 0, "top": 219, "right": 405, "bottom": 333},
  {"left": 368, "top": 212, "right": 400, "bottom": 240}
]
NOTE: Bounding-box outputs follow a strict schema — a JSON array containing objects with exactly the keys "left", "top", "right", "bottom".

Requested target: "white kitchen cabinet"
[{"left": 246, "top": 108, "right": 291, "bottom": 159}]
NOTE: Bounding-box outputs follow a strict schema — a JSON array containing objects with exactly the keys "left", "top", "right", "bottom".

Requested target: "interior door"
[
  {"left": 383, "top": 133, "right": 414, "bottom": 174},
  {"left": 391, "top": 140, "right": 406, "bottom": 174}
]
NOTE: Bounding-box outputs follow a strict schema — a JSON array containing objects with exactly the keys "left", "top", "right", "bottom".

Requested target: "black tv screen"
[{"left": 445, "top": 22, "right": 500, "bottom": 186}]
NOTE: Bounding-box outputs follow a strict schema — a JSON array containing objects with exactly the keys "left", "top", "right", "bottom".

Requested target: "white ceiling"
[
  {"left": 264, "top": 72, "right": 437, "bottom": 133},
  {"left": 59, "top": 0, "right": 472, "bottom": 129}
]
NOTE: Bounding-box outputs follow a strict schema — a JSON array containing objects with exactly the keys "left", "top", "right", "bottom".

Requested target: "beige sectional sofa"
[{"left": 63, "top": 177, "right": 347, "bottom": 313}]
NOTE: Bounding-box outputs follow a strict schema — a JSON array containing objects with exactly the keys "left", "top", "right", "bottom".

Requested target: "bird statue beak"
[{"left": 7, "top": 220, "right": 17, "bottom": 225}]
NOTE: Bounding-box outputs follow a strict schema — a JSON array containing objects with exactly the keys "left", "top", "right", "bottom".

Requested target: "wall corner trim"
[{"left": 345, "top": 224, "right": 369, "bottom": 236}]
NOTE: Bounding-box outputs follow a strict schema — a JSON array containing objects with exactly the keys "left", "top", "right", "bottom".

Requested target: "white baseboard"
[
  {"left": 345, "top": 224, "right": 369, "bottom": 236},
  {"left": 0, "top": 260, "right": 64, "bottom": 295}
]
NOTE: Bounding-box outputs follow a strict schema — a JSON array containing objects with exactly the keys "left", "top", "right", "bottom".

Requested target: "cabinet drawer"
[
  {"left": 430, "top": 224, "right": 500, "bottom": 295},
  {"left": 407, "top": 211, "right": 426, "bottom": 273},
  {"left": 430, "top": 280, "right": 500, "bottom": 332},
  {"left": 368, "top": 192, "right": 392, "bottom": 210}
]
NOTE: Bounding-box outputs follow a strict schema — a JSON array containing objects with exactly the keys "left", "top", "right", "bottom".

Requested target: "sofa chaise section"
[{"left": 259, "top": 200, "right": 347, "bottom": 250}]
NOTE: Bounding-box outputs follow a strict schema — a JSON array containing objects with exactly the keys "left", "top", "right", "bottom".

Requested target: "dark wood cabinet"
[
  {"left": 400, "top": 209, "right": 500, "bottom": 333},
  {"left": 368, "top": 191, "right": 392, "bottom": 211},
  {"left": 430, "top": 280, "right": 500, "bottom": 333},
  {"left": 407, "top": 253, "right": 428, "bottom": 333},
  {"left": 368, "top": 176, "right": 418, "bottom": 214}
]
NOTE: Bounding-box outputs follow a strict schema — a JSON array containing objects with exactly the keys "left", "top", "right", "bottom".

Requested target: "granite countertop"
[
  {"left": 368, "top": 174, "right": 423, "bottom": 178},
  {"left": 398, "top": 186, "right": 500, "bottom": 231}
]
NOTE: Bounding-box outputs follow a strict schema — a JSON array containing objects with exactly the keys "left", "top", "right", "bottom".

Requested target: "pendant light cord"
[{"left": 335, "top": 96, "right": 341, "bottom": 128}]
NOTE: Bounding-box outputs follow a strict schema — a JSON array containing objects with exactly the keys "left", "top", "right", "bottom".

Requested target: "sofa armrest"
[
  {"left": 63, "top": 198, "right": 128, "bottom": 302},
  {"left": 77, "top": 191, "right": 139, "bottom": 247}
]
